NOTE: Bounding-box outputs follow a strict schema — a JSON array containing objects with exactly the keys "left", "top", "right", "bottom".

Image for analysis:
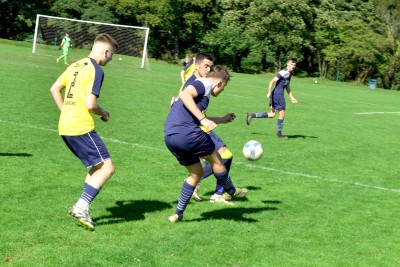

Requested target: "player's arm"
[
  {"left": 207, "top": 113, "right": 236, "bottom": 124},
  {"left": 86, "top": 94, "right": 110, "bottom": 122},
  {"left": 285, "top": 84, "right": 298, "bottom": 104},
  {"left": 50, "top": 81, "right": 65, "bottom": 111},
  {"left": 180, "top": 85, "right": 217, "bottom": 132},
  {"left": 180, "top": 70, "right": 185, "bottom": 84},
  {"left": 267, "top": 76, "right": 279, "bottom": 98}
]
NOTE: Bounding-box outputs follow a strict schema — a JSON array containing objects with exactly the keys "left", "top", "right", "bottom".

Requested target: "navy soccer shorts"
[{"left": 62, "top": 130, "right": 111, "bottom": 168}]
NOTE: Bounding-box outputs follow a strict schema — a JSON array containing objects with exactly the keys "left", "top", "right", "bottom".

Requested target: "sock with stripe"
[
  {"left": 214, "top": 170, "right": 235, "bottom": 195},
  {"left": 75, "top": 183, "right": 100, "bottom": 211},
  {"left": 175, "top": 181, "right": 196, "bottom": 219}
]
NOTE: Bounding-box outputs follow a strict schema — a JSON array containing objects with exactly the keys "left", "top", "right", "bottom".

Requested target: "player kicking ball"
[
  {"left": 164, "top": 65, "right": 248, "bottom": 222},
  {"left": 246, "top": 58, "right": 298, "bottom": 139}
]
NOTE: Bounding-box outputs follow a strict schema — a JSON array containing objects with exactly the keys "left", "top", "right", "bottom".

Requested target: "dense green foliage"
[
  {"left": 1, "top": 0, "right": 399, "bottom": 89},
  {"left": 2, "top": 41, "right": 400, "bottom": 266}
]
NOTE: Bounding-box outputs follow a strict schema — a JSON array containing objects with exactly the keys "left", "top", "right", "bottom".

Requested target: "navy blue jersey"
[
  {"left": 270, "top": 68, "right": 292, "bottom": 110},
  {"left": 164, "top": 78, "right": 212, "bottom": 136}
]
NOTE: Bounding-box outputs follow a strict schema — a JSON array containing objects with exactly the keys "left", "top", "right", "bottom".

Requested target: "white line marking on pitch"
[
  {"left": 236, "top": 162, "right": 400, "bottom": 193},
  {"left": 353, "top": 112, "right": 400, "bottom": 115},
  {"left": 1, "top": 119, "right": 399, "bottom": 193}
]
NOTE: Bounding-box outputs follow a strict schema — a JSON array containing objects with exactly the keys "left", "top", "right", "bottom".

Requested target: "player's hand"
[
  {"left": 200, "top": 118, "right": 217, "bottom": 132},
  {"left": 101, "top": 111, "right": 110, "bottom": 122},
  {"left": 291, "top": 98, "right": 298, "bottom": 104},
  {"left": 223, "top": 113, "right": 236, "bottom": 123},
  {"left": 267, "top": 92, "right": 271, "bottom": 98}
]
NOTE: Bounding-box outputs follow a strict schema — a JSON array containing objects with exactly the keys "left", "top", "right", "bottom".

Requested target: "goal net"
[{"left": 32, "top": 14, "right": 150, "bottom": 68}]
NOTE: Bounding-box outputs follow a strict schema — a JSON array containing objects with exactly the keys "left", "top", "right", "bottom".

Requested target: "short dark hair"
[
  {"left": 288, "top": 57, "right": 297, "bottom": 63},
  {"left": 94, "top": 33, "right": 119, "bottom": 50},
  {"left": 195, "top": 52, "right": 213, "bottom": 63}
]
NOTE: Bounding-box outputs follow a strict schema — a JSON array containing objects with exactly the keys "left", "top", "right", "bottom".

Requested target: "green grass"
[{"left": 1, "top": 40, "right": 400, "bottom": 266}]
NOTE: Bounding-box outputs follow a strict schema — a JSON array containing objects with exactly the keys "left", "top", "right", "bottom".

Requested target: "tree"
[
  {"left": 203, "top": 0, "right": 256, "bottom": 72},
  {"left": 373, "top": 0, "right": 400, "bottom": 89},
  {"left": 246, "top": 0, "right": 314, "bottom": 72},
  {"left": 106, "top": 0, "right": 222, "bottom": 60},
  {"left": 51, "top": 0, "right": 116, "bottom": 23},
  {"left": 0, "top": 0, "right": 55, "bottom": 40},
  {"left": 315, "top": 0, "right": 388, "bottom": 84}
]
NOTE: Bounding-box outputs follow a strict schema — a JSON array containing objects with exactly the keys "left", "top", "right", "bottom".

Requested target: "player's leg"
[
  {"left": 56, "top": 54, "right": 65, "bottom": 63},
  {"left": 194, "top": 132, "right": 227, "bottom": 201},
  {"left": 63, "top": 132, "right": 115, "bottom": 230},
  {"left": 169, "top": 162, "right": 203, "bottom": 222},
  {"left": 246, "top": 105, "right": 276, "bottom": 125},
  {"left": 276, "top": 109, "right": 288, "bottom": 139},
  {"left": 203, "top": 151, "right": 248, "bottom": 202},
  {"left": 63, "top": 49, "right": 69, "bottom": 65}
]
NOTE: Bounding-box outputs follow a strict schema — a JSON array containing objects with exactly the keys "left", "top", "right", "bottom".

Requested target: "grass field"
[{"left": 1, "top": 40, "right": 400, "bottom": 266}]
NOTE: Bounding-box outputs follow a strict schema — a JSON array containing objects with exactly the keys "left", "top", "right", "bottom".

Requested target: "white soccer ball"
[{"left": 243, "top": 140, "right": 263, "bottom": 161}]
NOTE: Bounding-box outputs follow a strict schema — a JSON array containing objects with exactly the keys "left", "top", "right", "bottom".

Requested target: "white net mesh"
[{"left": 33, "top": 15, "right": 149, "bottom": 68}]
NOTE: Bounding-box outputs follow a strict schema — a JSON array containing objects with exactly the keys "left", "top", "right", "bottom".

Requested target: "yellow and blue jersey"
[
  {"left": 57, "top": 57, "right": 104, "bottom": 136},
  {"left": 183, "top": 61, "right": 196, "bottom": 83}
]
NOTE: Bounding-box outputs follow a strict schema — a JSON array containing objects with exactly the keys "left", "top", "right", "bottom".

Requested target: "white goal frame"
[{"left": 32, "top": 14, "right": 150, "bottom": 68}]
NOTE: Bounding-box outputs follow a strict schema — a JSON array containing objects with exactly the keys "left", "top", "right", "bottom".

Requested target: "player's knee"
[
  {"left": 220, "top": 148, "right": 233, "bottom": 160},
  {"left": 104, "top": 160, "right": 115, "bottom": 176}
]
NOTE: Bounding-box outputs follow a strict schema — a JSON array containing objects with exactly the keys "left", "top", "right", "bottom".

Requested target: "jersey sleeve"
[{"left": 90, "top": 58, "right": 104, "bottom": 97}]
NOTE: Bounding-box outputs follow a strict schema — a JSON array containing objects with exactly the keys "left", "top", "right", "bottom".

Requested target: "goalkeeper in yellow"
[
  {"left": 50, "top": 33, "right": 118, "bottom": 231},
  {"left": 57, "top": 32, "right": 72, "bottom": 65}
]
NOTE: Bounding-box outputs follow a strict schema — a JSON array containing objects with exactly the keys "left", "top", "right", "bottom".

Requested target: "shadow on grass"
[
  {"left": 248, "top": 133, "right": 318, "bottom": 139},
  {"left": 95, "top": 199, "right": 172, "bottom": 225},
  {"left": 286, "top": 134, "right": 318, "bottom": 139},
  {"left": 0, "top": 153, "right": 32, "bottom": 157},
  {"left": 187, "top": 206, "right": 278, "bottom": 223}
]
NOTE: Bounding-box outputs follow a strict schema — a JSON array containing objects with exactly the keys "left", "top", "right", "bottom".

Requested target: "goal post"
[{"left": 33, "top": 14, "right": 150, "bottom": 68}]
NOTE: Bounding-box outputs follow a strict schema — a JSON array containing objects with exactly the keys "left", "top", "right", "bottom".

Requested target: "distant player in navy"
[
  {"left": 165, "top": 65, "right": 248, "bottom": 222},
  {"left": 246, "top": 58, "right": 298, "bottom": 139}
]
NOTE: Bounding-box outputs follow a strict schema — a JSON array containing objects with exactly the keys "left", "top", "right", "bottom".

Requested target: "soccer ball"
[{"left": 243, "top": 140, "right": 263, "bottom": 161}]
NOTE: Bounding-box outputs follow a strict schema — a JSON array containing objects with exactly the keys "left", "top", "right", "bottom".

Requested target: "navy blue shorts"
[
  {"left": 209, "top": 131, "right": 225, "bottom": 151},
  {"left": 165, "top": 130, "right": 215, "bottom": 166},
  {"left": 62, "top": 131, "right": 110, "bottom": 168},
  {"left": 269, "top": 92, "right": 286, "bottom": 110}
]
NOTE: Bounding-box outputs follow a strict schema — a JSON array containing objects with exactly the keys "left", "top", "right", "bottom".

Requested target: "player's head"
[
  {"left": 207, "top": 65, "right": 231, "bottom": 97},
  {"left": 91, "top": 33, "right": 119, "bottom": 66},
  {"left": 286, "top": 57, "right": 297, "bottom": 72},
  {"left": 195, "top": 52, "right": 213, "bottom": 78},
  {"left": 65, "top": 32, "right": 69, "bottom": 36}
]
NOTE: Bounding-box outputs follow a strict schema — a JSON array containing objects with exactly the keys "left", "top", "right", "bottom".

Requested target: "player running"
[{"left": 246, "top": 57, "right": 298, "bottom": 139}]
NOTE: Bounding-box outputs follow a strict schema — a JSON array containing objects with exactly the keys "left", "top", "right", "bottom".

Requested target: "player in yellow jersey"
[
  {"left": 180, "top": 54, "right": 196, "bottom": 84},
  {"left": 50, "top": 33, "right": 118, "bottom": 231}
]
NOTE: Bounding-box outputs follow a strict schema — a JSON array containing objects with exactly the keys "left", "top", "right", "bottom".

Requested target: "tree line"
[{"left": 1, "top": 0, "right": 399, "bottom": 89}]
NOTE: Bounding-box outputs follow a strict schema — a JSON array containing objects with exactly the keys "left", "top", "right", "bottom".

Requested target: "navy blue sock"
[
  {"left": 214, "top": 170, "right": 235, "bottom": 195},
  {"left": 277, "top": 119, "right": 284, "bottom": 135},
  {"left": 76, "top": 184, "right": 100, "bottom": 211},
  {"left": 175, "top": 181, "right": 195, "bottom": 219},
  {"left": 255, "top": 112, "right": 268, "bottom": 118}
]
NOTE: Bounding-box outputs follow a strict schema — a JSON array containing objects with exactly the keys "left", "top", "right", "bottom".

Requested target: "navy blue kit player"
[
  {"left": 176, "top": 53, "right": 244, "bottom": 204},
  {"left": 164, "top": 65, "right": 248, "bottom": 222},
  {"left": 246, "top": 58, "right": 298, "bottom": 139}
]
